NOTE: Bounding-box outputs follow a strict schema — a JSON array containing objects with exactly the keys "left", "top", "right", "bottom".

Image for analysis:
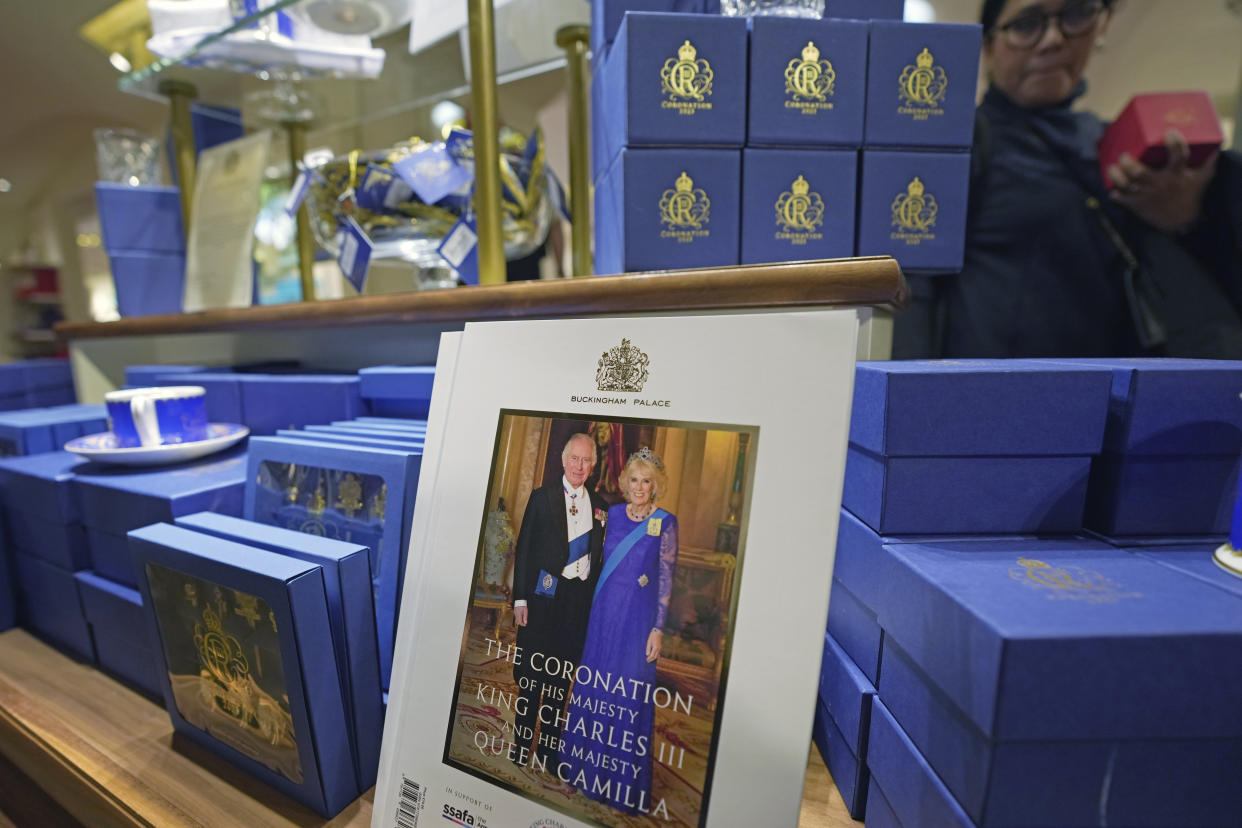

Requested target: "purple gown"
[{"left": 560, "top": 503, "right": 678, "bottom": 814}]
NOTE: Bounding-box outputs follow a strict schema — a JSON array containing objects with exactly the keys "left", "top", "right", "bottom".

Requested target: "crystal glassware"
[
  {"left": 720, "top": 0, "right": 824, "bottom": 17},
  {"left": 92, "top": 128, "right": 163, "bottom": 186}
]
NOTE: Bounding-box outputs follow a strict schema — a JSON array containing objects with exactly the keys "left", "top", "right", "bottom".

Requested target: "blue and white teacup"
[{"left": 104, "top": 386, "right": 209, "bottom": 448}]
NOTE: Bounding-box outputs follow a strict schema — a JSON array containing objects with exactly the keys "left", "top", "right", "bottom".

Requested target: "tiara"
[{"left": 628, "top": 446, "right": 665, "bottom": 471}]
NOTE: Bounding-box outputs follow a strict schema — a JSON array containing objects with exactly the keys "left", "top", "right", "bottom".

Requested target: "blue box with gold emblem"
[
  {"left": 128, "top": 522, "right": 357, "bottom": 817},
  {"left": 595, "top": 148, "right": 741, "bottom": 274},
  {"left": 593, "top": 12, "right": 747, "bottom": 172},
  {"left": 75, "top": 570, "right": 162, "bottom": 697},
  {"left": 741, "top": 148, "right": 857, "bottom": 264},
  {"left": 174, "top": 511, "right": 384, "bottom": 791},
  {"left": 856, "top": 149, "right": 971, "bottom": 273},
  {"left": 826, "top": 0, "right": 904, "bottom": 19},
  {"left": 747, "top": 17, "right": 868, "bottom": 148},
  {"left": 863, "top": 21, "right": 981, "bottom": 149},
  {"left": 245, "top": 436, "right": 422, "bottom": 689},
  {"left": 876, "top": 537, "right": 1242, "bottom": 827}
]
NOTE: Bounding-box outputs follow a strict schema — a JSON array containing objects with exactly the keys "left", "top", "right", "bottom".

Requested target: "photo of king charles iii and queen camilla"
[{"left": 446, "top": 415, "right": 754, "bottom": 828}]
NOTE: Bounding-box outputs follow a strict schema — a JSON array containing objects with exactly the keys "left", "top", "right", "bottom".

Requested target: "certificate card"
[{"left": 376, "top": 312, "right": 858, "bottom": 828}]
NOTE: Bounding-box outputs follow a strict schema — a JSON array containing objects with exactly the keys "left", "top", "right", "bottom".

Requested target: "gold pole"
[
  {"left": 467, "top": 0, "right": 506, "bottom": 284},
  {"left": 556, "top": 24, "right": 592, "bottom": 277},
  {"left": 285, "top": 121, "right": 316, "bottom": 301},
  {"left": 158, "top": 80, "right": 198, "bottom": 233}
]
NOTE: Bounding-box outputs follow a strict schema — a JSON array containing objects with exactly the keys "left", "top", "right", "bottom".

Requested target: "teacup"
[{"left": 105, "top": 386, "right": 209, "bottom": 448}]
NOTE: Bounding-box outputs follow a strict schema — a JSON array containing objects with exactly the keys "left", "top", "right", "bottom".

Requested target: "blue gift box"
[
  {"left": 593, "top": 12, "right": 748, "bottom": 171},
  {"left": 0, "top": 365, "right": 21, "bottom": 396},
  {"left": 1134, "top": 543, "right": 1242, "bottom": 599},
  {"left": 826, "top": 0, "right": 904, "bottom": 19},
  {"left": 74, "top": 570, "right": 162, "bottom": 698},
  {"left": 282, "top": 429, "right": 427, "bottom": 452},
  {"left": 746, "top": 17, "right": 868, "bottom": 148},
  {"left": 25, "top": 387, "right": 76, "bottom": 408},
  {"left": 0, "top": 393, "right": 24, "bottom": 413},
  {"left": 357, "top": 366, "right": 435, "bottom": 419},
  {"left": 590, "top": 0, "right": 711, "bottom": 64},
  {"left": 1087, "top": 452, "right": 1237, "bottom": 536},
  {"left": 95, "top": 184, "right": 185, "bottom": 254},
  {"left": 812, "top": 698, "right": 868, "bottom": 820},
  {"left": 73, "top": 448, "right": 247, "bottom": 540},
  {"left": 86, "top": 527, "right": 138, "bottom": 587},
  {"left": 13, "top": 552, "right": 94, "bottom": 661},
  {"left": 826, "top": 577, "right": 883, "bottom": 684},
  {"left": 867, "top": 701, "right": 974, "bottom": 828},
  {"left": 0, "top": 406, "right": 108, "bottom": 457},
  {"left": 152, "top": 372, "right": 246, "bottom": 424},
  {"left": 3, "top": 510, "right": 89, "bottom": 570},
  {"left": 19, "top": 359, "right": 72, "bottom": 390},
  {"left": 246, "top": 437, "right": 422, "bottom": 688},
  {"left": 863, "top": 777, "right": 900, "bottom": 828},
  {"left": 109, "top": 250, "right": 186, "bottom": 317},
  {"left": 880, "top": 634, "right": 1242, "bottom": 827},
  {"left": 856, "top": 150, "right": 971, "bottom": 273},
  {"left": 863, "top": 21, "right": 981, "bottom": 149},
  {"left": 174, "top": 511, "right": 384, "bottom": 791},
  {"left": 740, "top": 149, "right": 857, "bottom": 264},
  {"left": 595, "top": 148, "right": 742, "bottom": 274},
  {"left": 879, "top": 538, "right": 1242, "bottom": 741},
  {"left": 0, "top": 451, "right": 86, "bottom": 524},
  {"left": 240, "top": 375, "right": 364, "bottom": 435},
  {"left": 128, "top": 522, "right": 357, "bottom": 817},
  {"left": 125, "top": 364, "right": 220, "bottom": 386}
]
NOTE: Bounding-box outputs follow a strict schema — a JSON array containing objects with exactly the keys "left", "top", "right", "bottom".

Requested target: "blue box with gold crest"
[
  {"left": 741, "top": 148, "right": 856, "bottom": 264},
  {"left": 863, "top": 21, "right": 981, "bottom": 149},
  {"left": 593, "top": 12, "right": 747, "bottom": 172},
  {"left": 875, "top": 537, "right": 1242, "bottom": 827},
  {"left": 245, "top": 436, "right": 422, "bottom": 688},
  {"left": 174, "top": 511, "right": 384, "bottom": 790},
  {"left": 747, "top": 17, "right": 868, "bottom": 148},
  {"left": 595, "top": 148, "right": 741, "bottom": 274},
  {"left": 75, "top": 570, "right": 162, "bottom": 697},
  {"left": 856, "top": 149, "right": 971, "bottom": 273},
  {"left": 128, "top": 522, "right": 357, "bottom": 817}
]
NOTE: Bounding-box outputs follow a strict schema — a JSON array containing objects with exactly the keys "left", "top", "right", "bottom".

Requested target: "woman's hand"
[
  {"left": 1108, "top": 129, "right": 1218, "bottom": 233},
  {"left": 646, "top": 629, "right": 662, "bottom": 663}
]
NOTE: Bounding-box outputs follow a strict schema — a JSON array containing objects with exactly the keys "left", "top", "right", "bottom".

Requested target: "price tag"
[
  {"left": 284, "top": 169, "right": 310, "bottom": 217},
  {"left": 338, "top": 216, "right": 373, "bottom": 292},
  {"left": 438, "top": 213, "right": 478, "bottom": 285},
  {"left": 393, "top": 145, "right": 472, "bottom": 206}
]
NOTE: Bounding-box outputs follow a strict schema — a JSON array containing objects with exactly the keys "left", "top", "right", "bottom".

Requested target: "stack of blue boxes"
[
  {"left": 591, "top": 2, "right": 980, "bottom": 275},
  {"left": 144, "top": 371, "right": 365, "bottom": 435},
  {"left": 0, "top": 404, "right": 107, "bottom": 457},
  {"left": 0, "top": 359, "right": 77, "bottom": 411},
  {"left": 820, "top": 358, "right": 1242, "bottom": 826}
]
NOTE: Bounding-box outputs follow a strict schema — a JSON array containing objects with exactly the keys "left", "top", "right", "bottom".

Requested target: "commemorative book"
[
  {"left": 374, "top": 311, "right": 859, "bottom": 828},
  {"left": 128, "top": 522, "right": 357, "bottom": 817}
]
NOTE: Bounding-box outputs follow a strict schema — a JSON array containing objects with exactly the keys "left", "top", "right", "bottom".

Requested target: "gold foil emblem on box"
[
  {"left": 774, "top": 174, "right": 825, "bottom": 245},
  {"left": 897, "top": 47, "right": 947, "bottom": 120},
  {"left": 659, "top": 171, "right": 711, "bottom": 243},
  {"left": 890, "top": 176, "right": 937, "bottom": 245},
  {"left": 1007, "top": 558, "right": 1141, "bottom": 604},
  {"left": 784, "top": 41, "right": 835, "bottom": 114},
  {"left": 661, "top": 40, "right": 714, "bottom": 115}
]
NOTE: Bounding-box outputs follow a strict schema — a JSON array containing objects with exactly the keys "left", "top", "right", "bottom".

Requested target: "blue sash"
[
  {"left": 566, "top": 531, "right": 590, "bottom": 568},
  {"left": 595, "top": 509, "right": 668, "bottom": 596}
]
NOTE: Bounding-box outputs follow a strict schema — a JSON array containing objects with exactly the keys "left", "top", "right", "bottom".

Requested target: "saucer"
[{"left": 65, "top": 423, "right": 249, "bottom": 467}]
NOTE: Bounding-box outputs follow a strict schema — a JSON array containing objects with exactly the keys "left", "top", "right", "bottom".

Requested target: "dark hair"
[{"left": 981, "top": 0, "right": 1117, "bottom": 35}]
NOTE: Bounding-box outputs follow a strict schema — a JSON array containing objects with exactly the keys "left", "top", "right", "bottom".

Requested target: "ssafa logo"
[
  {"left": 897, "top": 46, "right": 947, "bottom": 119},
  {"left": 442, "top": 804, "right": 483, "bottom": 826},
  {"left": 784, "top": 40, "right": 835, "bottom": 113}
]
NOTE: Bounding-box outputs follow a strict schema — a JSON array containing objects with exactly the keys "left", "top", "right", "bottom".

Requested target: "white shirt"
[{"left": 515, "top": 477, "right": 593, "bottom": 608}]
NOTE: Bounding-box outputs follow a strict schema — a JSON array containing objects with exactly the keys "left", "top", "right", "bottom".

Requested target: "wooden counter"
[{"left": 0, "top": 630, "right": 858, "bottom": 828}]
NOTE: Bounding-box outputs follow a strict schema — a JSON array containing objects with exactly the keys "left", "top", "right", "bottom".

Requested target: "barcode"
[{"left": 395, "top": 776, "right": 422, "bottom": 828}]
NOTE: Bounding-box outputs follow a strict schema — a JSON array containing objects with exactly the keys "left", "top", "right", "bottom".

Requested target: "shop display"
[
  {"left": 75, "top": 570, "right": 163, "bottom": 697},
  {"left": 375, "top": 310, "right": 859, "bottom": 828},
  {"left": 740, "top": 148, "right": 856, "bottom": 264},
  {"left": 174, "top": 511, "right": 384, "bottom": 790},
  {"left": 1097, "top": 91, "right": 1224, "bottom": 185},
  {"left": 128, "top": 522, "right": 358, "bottom": 818}
]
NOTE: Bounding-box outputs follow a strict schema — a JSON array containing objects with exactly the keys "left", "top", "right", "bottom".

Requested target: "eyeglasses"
[{"left": 994, "top": 1, "right": 1107, "bottom": 49}]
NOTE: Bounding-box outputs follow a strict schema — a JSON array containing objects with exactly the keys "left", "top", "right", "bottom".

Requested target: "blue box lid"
[
  {"left": 849, "top": 359, "right": 1113, "bottom": 456},
  {"left": 819, "top": 633, "right": 875, "bottom": 757},
  {"left": 1133, "top": 544, "right": 1242, "bottom": 600},
  {"left": 856, "top": 149, "right": 971, "bottom": 273},
  {"left": 72, "top": 447, "right": 246, "bottom": 535},
  {"left": 152, "top": 371, "right": 245, "bottom": 425},
  {"left": 863, "top": 21, "right": 981, "bottom": 149},
  {"left": 75, "top": 569, "right": 161, "bottom": 697},
  {"left": 240, "top": 375, "right": 363, "bottom": 435},
  {"left": 4, "top": 509, "right": 89, "bottom": 570},
  {"left": 879, "top": 537, "right": 1242, "bottom": 740},
  {"left": 746, "top": 17, "right": 868, "bottom": 148},
  {"left": 826, "top": 577, "right": 882, "bottom": 685},
  {"left": 740, "top": 148, "right": 857, "bottom": 264},
  {"left": 358, "top": 365, "right": 435, "bottom": 401},
  {"left": 174, "top": 511, "right": 383, "bottom": 790},
  {"left": 283, "top": 429, "right": 426, "bottom": 452},
  {"left": 1032, "top": 358, "right": 1242, "bottom": 455},
  {"left": 125, "top": 364, "right": 221, "bottom": 386},
  {"left": 0, "top": 451, "right": 87, "bottom": 523},
  {"left": 128, "top": 522, "right": 357, "bottom": 817}
]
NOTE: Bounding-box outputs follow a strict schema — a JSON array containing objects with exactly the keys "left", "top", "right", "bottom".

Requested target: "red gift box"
[{"left": 1098, "top": 91, "right": 1223, "bottom": 187}]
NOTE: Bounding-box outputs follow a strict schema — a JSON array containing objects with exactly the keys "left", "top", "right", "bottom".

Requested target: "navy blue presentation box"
[
  {"left": 815, "top": 633, "right": 874, "bottom": 819},
  {"left": 0, "top": 451, "right": 86, "bottom": 526},
  {"left": 866, "top": 701, "right": 975, "bottom": 828},
  {"left": 825, "top": 0, "right": 904, "bottom": 19},
  {"left": 13, "top": 552, "right": 94, "bottom": 661},
  {"left": 19, "top": 359, "right": 72, "bottom": 391},
  {"left": 593, "top": 12, "right": 747, "bottom": 172},
  {"left": 358, "top": 366, "right": 435, "bottom": 419},
  {"left": 25, "top": 387, "right": 75, "bottom": 408},
  {"left": 595, "top": 148, "right": 741, "bottom": 274},
  {"left": 1134, "top": 543, "right": 1242, "bottom": 599},
  {"left": 856, "top": 149, "right": 971, "bottom": 273},
  {"left": 75, "top": 570, "right": 162, "bottom": 698},
  {"left": 175, "top": 511, "right": 384, "bottom": 791},
  {"left": 0, "top": 405, "right": 107, "bottom": 456},
  {"left": 826, "top": 575, "right": 882, "bottom": 684},
  {"left": 129, "top": 523, "right": 357, "bottom": 817},
  {"left": 740, "top": 149, "right": 857, "bottom": 264},
  {"left": 86, "top": 527, "right": 137, "bottom": 586},
  {"left": 747, "top": 17, "right": 868, "bottom": 148},
  {"left": 5, "top": 512, "right": 88, "bottom": 570},
  {"left": 242, "top": 375, "right": 364, "bottom": 435},
  {"left": 246, "top": 437, "right": 422, "bottom": 688},
  {"left": 863, "top": 21, "right": 981, "bottom": 149},
  {"left": 590, "top": 0, "right": 713, "bottom": 63},
  {"left": 812, "top": 699, "right": 867, "bottom": 820}
]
